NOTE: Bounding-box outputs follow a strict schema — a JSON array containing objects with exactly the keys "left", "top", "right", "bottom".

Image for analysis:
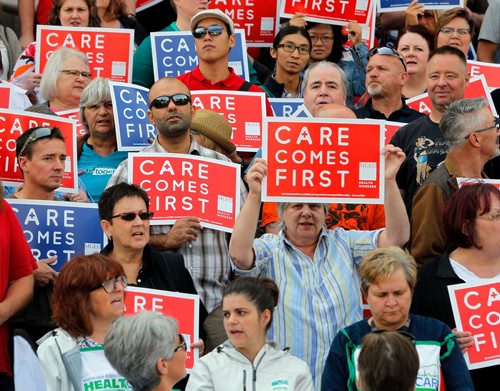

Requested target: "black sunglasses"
[
  {"left": 368, "top": 47, "right": 407, "bottom": 71},
  {"left": 110, "top": 211, "right": 154, "bottom": 221},
  {"left": 193, "top": 25, "right": 225, "bottom": 39},
  {"left": 149, "top": 94, "right": 191, "bottom": 109}
]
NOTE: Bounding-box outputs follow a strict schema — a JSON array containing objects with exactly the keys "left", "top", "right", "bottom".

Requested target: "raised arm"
[
  {"left": 229, "top": 158, "right": 267, "bottom": 269},
  {"left": 378, "top": 145, "right": 410, "bottom": 248}
]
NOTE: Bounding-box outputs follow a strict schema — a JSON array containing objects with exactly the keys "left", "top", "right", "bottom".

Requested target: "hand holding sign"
[
  {"left": 33, "top": 257, "right": 59, "bottom": 286},
  {"left": 452, "top": 328, "right": 474, "bottom": 354},
  {"left": 246, "top": 158, "right": 268, "bottom": 196},
  {"left": 153, "top": 216, "right": 203, "bottom": 250},
  {"left": 383, "top": 145, "right": 405, "bottom": 180}
]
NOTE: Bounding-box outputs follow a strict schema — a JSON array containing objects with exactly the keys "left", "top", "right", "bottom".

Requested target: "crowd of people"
[{"left": 1, "top": 0, "right": 499, "bottom": 390}]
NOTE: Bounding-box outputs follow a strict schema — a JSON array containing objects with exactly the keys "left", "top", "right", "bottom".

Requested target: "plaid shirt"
[{"left": 107, "top": 137, "right": 248, "bottom": 312}]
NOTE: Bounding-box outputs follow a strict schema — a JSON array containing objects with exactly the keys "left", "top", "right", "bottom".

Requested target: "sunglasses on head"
[
  {"left": 110, "top": 211, "right": 154, "bottom": 221},
  {"left": 368, "top": 47, "right": 407, "bottom": 71},
  {"left": 193, "top": 25, "right": 225, "bottom": 39},
  {"left": 149, "top": 94, "right": 191, "bottom": 110},
  {"left": 19, "top": 127, "right": 52, "bottom": 157}
]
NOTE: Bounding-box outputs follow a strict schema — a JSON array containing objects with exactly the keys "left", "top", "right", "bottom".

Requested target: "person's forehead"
[
  {"left": 31, "top": 138, "right": 66, "bottom": 155},
  {"left": 310, "top": 66, "right": 340, "bottom": 83},
  {"left": 443, "top": 17, "right": 469, "bottom": 27},
  {"left": 427, "top": 54, "right": 464, "bottom": 72},
  {"left": 308, "top": 24, "right": 332, "bottom": 35},
  {"left": 196, "top": 17, "right": 225, "bottom": 28},
  {"left": 279, "top": 33, "right": 309, "bottom": 45},
  {"left": 62, "top": 56, "right": 87, "bottom": 69},
  {"left": 368, "top": 53, "right": 399, "bottom": 67},
  {"left": 149, "top": 79, "right": 189, "bottom": 100}
]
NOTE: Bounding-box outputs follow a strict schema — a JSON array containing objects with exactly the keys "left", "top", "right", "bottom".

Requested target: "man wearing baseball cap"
[{"left": 178, "top": 9, "right": 273, "bottom": 115}]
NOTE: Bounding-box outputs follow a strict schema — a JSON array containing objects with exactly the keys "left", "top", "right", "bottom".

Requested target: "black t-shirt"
[{"left": 390, "top": 115, "right": 449, "bottom": 217}]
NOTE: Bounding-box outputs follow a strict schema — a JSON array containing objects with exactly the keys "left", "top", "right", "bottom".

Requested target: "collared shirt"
[
  {"left": 177, "top": 65, "right": 274, "bottom": 116},
  {"left": 233, "top": 227, "right": 380, "bottom": 388},
  {"left": 107, "top": 137, "right": 248, "bottom": 312},
  {"left": 354, "top": 98, "right": 423, "bottom": 123}
]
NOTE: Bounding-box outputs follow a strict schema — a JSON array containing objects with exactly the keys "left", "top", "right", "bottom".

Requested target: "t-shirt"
[
  {"left": 390, "top": 115, "right": 449, "bottom": 217},
  {"left": 0, "top": 200, "right": 35, "bottom": 376},
  {"left": 78, "top": 143, "right": 128, "bottom": 202}
]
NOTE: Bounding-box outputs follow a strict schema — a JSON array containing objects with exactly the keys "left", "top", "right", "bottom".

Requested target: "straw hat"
[{"left": 191, "top": 109, "right": 236, "bottom": 155}]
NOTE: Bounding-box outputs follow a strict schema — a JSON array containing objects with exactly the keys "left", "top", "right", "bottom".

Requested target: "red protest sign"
[
  {"left": 136, "top": 0, "right": 163, "bottom": 12},
  {"left": 191, "top": 90, "right": 266, "bottom": 151},
  {"left": 263, "top": 118, "right": 385, "bottom": 203},
  {"left": 448, "top": 280, "right": 500, "bottom": 369},
  {"left": 384, "top": 121, "right": 405, "bottom": 144},
  {"left": 0, "top": 83, "right": 12, "bottom": 108},
  {"left": 124, "top": 287, "right": 200, "bottom": 371},
  {"left": 57, "top": 108, "right": 86, "bottom": 137},
  {"left": 343, "top": 6, "right": 376, "bottom": 50},
  {"left": 406, "top": 76, "right": 498, "bottom": 117},
  {"left": 129, "top": 154, "right": 241, "bottom": 232},
  {"left": 280, "top": 0, "right": 374, "bottom": 25},
  {"left": 468, "top": 60, "right": 500, "bottom": 89},
  {"left": 210, "top": 0, "right": 279, "bottom": 46},
  {"left": 0, "top": 109, "right": 78, "bottom": 192},
  {"left": 35, "top": 26, "right": 134, "bottom": 82}
]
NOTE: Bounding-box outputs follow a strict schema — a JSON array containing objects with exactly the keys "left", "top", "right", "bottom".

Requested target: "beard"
[
  {"left": 367, "top": 82, "right": 383, "bottom": 97},
  {"left": 154, "top": 111, "right": 191, "bottom": 139}
]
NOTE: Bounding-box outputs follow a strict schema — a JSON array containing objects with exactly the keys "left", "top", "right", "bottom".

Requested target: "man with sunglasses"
[
  {"left": 107, "top": 77, "right": 248, "bottom": 350},
  {"left": 177, "top": 9, "right": 273, "bottom": 116},
  {"left": 355, "top": 47, "right": 423, "bottom": 123},
  {"left": 410, "top": 97, "right": 499, "bottom": 265}
]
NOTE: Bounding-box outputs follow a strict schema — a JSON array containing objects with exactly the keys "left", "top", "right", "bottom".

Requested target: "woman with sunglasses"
[
  {"left": 186, "top": 277, "right": 313, "bottom": 391},
  {"left": 37, "top": 254, "right": 131, "bottom": 391},
  {"left": 104, "top": 311, "right": 187, "bottom": 391},
  {"left": 411, "top": 183, "right": 500, "bottom": 391},
  {"left": 98, "top": 183, "right": 207, "bottom": 387},
  {"left": 321, "top": 247, "right": 473, "bottom": 391}
]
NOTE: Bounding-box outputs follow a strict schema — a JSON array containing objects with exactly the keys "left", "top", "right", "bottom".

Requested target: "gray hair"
[
  {"left": 104, "top": 311, "right": 179, "bottom": 391},
  {"left": 79, "top": 77, "right": 112, "bottom": 132},
  {"left": 302, "top": 61, "right": 347, "bottom": 96},
  {"left": 440, "top": 97, "right": 489, "bottom": 148},
  {"left": 40, "top": 47, "right": 89, "bottom": 101}
]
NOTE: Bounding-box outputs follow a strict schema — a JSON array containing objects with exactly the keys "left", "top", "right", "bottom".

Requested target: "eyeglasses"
[
  {"left": 476, "top": 212, "right": 500, "bottom": 221},
  {"left": 149, "top": 94, "right": 191, "bottom": 109},
  {"left": 19, "top": 127, "right": 52, "bottom": 157},
  {"left": 110, "top": 211, "right": 154, "bottom": 221},
  {"left": 174, "top": 334, "right": 187, "bottom": 352},
  {"left": 193, "top": 25, "right": 225, "bottom": 39},
  {"left": 60, "top": 69, "right": 92, "bottom": 79},
  {"left": 440, "top": 27, "right": 471, "bottom": 36},
  {"left": 276, "top": 43, "right": 311, "bottom": 55},
  {"left": 464, "top": 117, "right": 500, "bottom": 139},
  {"left": 368, "top": 47, "right": 407, "bottom": 71},
  {"left": 93, "top": 275, "right": 128, "bottom": 293},
  {"left": 310, "top": 35, "right": 334, "bottom": 44}
]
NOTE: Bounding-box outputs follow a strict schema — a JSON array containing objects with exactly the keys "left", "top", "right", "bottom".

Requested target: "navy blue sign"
[
  {"left": 151, "top": 30, "right": 250, "bottom": 81},
  {"left": 8, "top": 200, "right": 106, "bottom": 271},
  {"left": 269, "top": 98, "right": 304, "bottom": 117},
  {"left": 110, "top": 81, "right": 156, "bottom": 151}
]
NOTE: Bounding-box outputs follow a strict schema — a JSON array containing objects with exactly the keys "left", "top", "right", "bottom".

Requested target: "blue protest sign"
[
  {"left": 109, "top": 81, "right": 156, "bottom": 151},
  {"left": 7, "top": 200, "right": 106, "bottom": 272},
  {"left": 377, "top": 0, "right": 463, "bottom": 12},
  {"left": 269, "top": 98, "right": 304, "bottom": 117},
  {"left": 151, "top": 30, "right": 250, "bottom": 81}
]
